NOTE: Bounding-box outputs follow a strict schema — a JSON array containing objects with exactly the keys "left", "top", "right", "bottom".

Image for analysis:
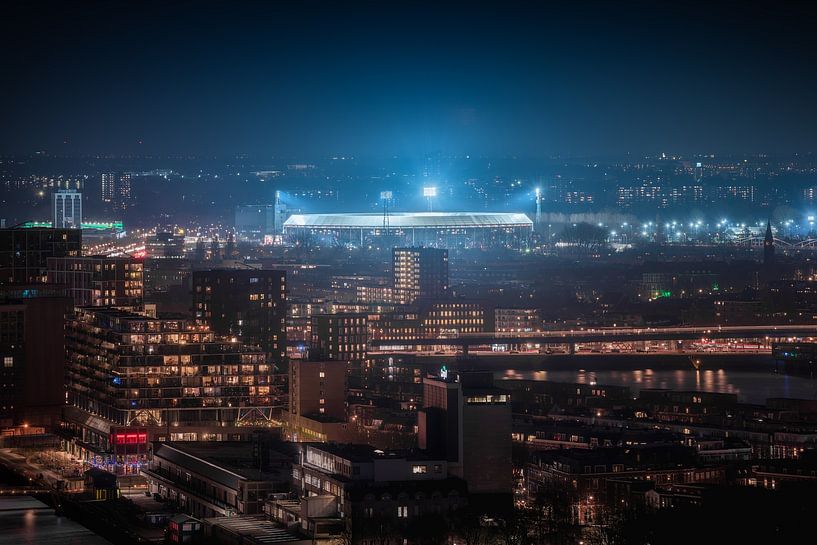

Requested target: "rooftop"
[
  {"left": 307, "top": 443, "right": 431, "bottom": 463},
  {"left": 284, "top": 211, "right": 533, "bottom": 230},
  {"left": 152, "top": 442, "right": 294, "bottom": 490}
]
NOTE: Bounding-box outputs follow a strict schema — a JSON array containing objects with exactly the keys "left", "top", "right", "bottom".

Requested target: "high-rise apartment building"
[
  {"left": 192, "top": 269, "right": 287, "bottom": 365},
  {"left": 64, "top": 308, "right": 275, "bottom": 472},
  {"left": 0, "top": 227, "right": 82, "bottom": 285},
  {"left": 392, "top": 247, "right": 448, "bottom": 302},
  {"left": 47, "top": 255, "right": 143, "bottom": 307},
  {"left": 310, "top": 313, "right": 367, "bottom": 362},
  {"left": 53, "top": 189, "right": 82, "bottom": 229},
  {"left": 101, "top": 172, "right": 132, "bottom": 210},
  {"left": 310, "top": 313, "right": 368, "bottom": 390}
]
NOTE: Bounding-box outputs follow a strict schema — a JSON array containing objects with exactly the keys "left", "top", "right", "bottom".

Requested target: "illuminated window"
[
  {"left": 412, "top": 464, "right": 427, "bottom": 474},
  {"left": 3, "top": 357, "right": 12, "bottom": 368}
]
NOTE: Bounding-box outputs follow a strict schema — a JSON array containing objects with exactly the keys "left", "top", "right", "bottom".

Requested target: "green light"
[{"left": 20, "top": 221, "right": 124, "bottom": 231}]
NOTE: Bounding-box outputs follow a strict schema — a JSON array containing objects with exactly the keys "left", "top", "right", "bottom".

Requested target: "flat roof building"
[
  {"left": 283, "top": 212, "right": 532, "bottom": 248},
  {"left": 47, "top": 255, "right": 143, "bottom": 307},
  {"left": 0, "top": 227, "right": 82, "bottom": 285},
  {"left": 64, "top": 307, "right": 276, "bottom": 473}
]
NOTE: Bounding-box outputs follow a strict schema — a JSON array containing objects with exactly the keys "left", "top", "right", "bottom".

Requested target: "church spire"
[{"left": 764, "top": 219, "right": 775, "bottom": 266}]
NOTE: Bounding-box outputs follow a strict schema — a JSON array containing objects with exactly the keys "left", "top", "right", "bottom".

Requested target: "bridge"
[{"left": 369, "top": 324, "right": 817, "bottom": 352}]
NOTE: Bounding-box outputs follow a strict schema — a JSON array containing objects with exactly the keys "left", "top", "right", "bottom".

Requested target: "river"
[{"left": 497, "top": 367, "right": 817, "bottom": 404}]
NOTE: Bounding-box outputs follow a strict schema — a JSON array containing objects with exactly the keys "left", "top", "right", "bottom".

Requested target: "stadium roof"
[{"left": 283, "top": 212, "right": 533, "bottom": 230}]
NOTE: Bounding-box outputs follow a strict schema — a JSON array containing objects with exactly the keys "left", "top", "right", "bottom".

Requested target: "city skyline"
[{"left": 4, "top": 3, "right": 817, "bottom": 545}]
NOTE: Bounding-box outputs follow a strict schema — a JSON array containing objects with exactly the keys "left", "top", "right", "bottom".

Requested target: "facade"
[
  {"left": 288, "top": 359, "right": 346, "bottom": 420},
  {"left": 285, "top": 359, "right": 349, "bottom": 443},
  {"left": 274, "top": 443, "right": 466, "bottom": 539},
  {"left": 53, "top": 189, "right": 83, "bottom": 229},
  {"left": 368, "top": 312, "right": 423, "bottom": 342},
  {"left": 143, "top": 441, "right": 291, "bottom": 519},
  {"left": 420, "top": 301, "right": 486, "bottom": 337},
  {"left": 101, "top": 172, "right": 132, "bottom": 210},
  {"left": 392, "top": 246, "right": 448, "bottom": 302},
  {"left": 0, "top": 285, "right": 71, "bottom": 429},
  {"left": 419, "top": 371, "right": 512, "bottom": 496},
  {"left": 495, "top": 308, "right": 541, "bottom": 332},
  {"left": 64, "top": 307, "right": 275, "bottom": 473},
  {"left": 310, "top": 313, "right": 368, "bottom": 390},
  {"left": 192, "top": 269, "right": 287, "bottom": 365},
  {"left": 356, "top": 285, "right": 414, "bottom": 305},
  {"left": 47, "top": 255, "right": 143, "bottom": 307},
  {"left": 310, "top": 313, "right": 368, "bottom": 362},
  {"left": 525, "top": 445, "right": 725, "bottom": 513},
  {"left": 0, "top": 227, "right": 82, "bottom": 284}
]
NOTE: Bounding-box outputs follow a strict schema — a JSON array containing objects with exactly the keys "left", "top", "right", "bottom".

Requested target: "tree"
[{"left": 558, "top": 223, "right": 609, "bottom": 252}]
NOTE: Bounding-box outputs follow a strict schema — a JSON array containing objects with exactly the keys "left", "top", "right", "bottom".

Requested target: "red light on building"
[{"left": 113, "top": 431, "right": 147, "bottom": 444}]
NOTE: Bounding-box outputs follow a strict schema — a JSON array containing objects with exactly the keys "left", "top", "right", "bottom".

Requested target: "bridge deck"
[{"left": 369, "top": 325, "right": 817, "bottom": 347}]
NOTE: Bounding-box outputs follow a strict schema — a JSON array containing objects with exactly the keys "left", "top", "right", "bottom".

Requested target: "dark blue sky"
[{"left": 2, "top": 1, "right": 816, "bottom": 157}]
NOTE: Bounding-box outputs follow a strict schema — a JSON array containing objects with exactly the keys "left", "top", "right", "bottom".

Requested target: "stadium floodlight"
[
  {"left": 424, "top": 186, "right": 438, "bottom": 211},
  {"left": 380, "top": 191, "right": 393, "bottom": 200}
]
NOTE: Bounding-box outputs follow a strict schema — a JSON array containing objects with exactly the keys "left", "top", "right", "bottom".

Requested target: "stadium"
[{"left": 283, "top": 212, "right": 533, "bottom": 248}]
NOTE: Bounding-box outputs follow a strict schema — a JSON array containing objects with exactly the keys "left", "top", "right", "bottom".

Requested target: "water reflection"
[{"left": 501, "top": 368, "right": 817, "bottom": 404}]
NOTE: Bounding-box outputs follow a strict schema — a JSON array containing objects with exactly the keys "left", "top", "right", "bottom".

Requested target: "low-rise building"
[
  {"left": 143, "top": 441, "right": 293, "bottom": 519},
  {"left": 271, "top": 443, "right": 466, "bottom": 540}
]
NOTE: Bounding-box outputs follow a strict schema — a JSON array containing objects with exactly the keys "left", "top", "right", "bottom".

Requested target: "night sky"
[{"left": 2, "top": 1, "right": 816, "bottom": 157}]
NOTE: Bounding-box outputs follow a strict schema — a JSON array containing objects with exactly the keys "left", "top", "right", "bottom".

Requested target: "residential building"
[
  {"left": 47, "top": 255, "right": 143, "bottom": 307},
  {"left": 193, "top": 269, "right": 287, "bottom": 366},
  {"left": 0, "top": 227, "right": 82, "bottom": 285},
  {"left": 285, "top": 359, "right": 349, "bottom": 443},
  {"left": 63, "top": 307, "right": 276, "bottom": 473},
  {"left": 392, "top": 247, "right": 448, "bottom": 302},
  {"left": 495, "top": 308, "right": 541, "bottom": 332},
  {"left": 269, "top": 443, "right": 466, "bottom": 539}
]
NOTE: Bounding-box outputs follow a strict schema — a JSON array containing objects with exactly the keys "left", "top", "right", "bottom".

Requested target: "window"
[
  {"left": 3, "top": 357, "right": 12, "bottom": 368},
  {"left": 397, "top": 506, "right": 408, "bottom": 518},
  {"left": 412, "top": 464, "right": 427, "bottom": 474}
]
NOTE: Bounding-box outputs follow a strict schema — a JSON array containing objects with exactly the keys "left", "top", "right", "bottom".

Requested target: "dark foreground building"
[
  {"left": 0, "top": 227, "right": 82, "bottom": 285},
  {"left": 0, "top": 285, "right": 71, "bottom": 429},
  {"left": 193, "top": 269, "right": 287, "bottom": 366}
]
